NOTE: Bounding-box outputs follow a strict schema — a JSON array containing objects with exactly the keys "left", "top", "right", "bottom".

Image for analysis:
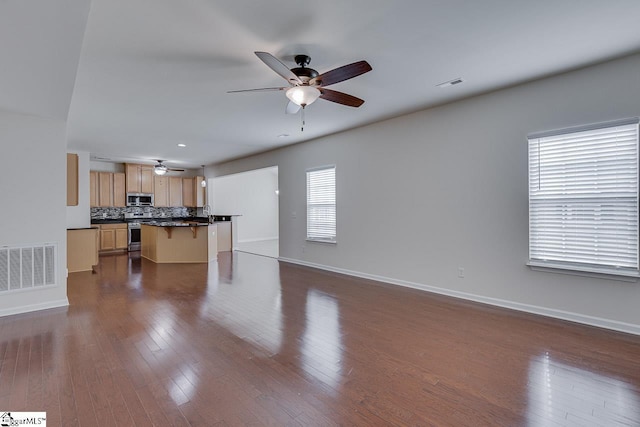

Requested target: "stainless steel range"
[{"left": 124, "top": 212, "right": 153, "bottom": 251}]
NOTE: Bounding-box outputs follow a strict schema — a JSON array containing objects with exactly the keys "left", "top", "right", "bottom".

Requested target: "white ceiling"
[{"left": 5, "top": 1, "right": 640, "bottom": 169}]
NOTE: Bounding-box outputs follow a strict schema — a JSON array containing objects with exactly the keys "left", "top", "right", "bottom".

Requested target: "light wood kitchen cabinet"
[
  {"left": 113, "top": 172, "right": 126, "bottom": 207},
  {"left": 140, "top": 166, "right": 154, "bottom": 193},
  {"left": 181, "top": 176, "right": 206, "bottom": 208},
  {"left": 67, "top": 228, "right": 99, "bottom": 272},
  {"left": 169, "top": 177, "right": 182, "bottom": 207},
  {"left": 90, "top": 171, "right": 98, "bottom": 207},
  {"left": 154, "top": 176, "right": 169, "bottom": 207},
  {"left": 90, "top": 171, "right": 126, "bottom": 208},
  {"left": 195, "top": 175, "right": 206, "bottom": 207},
  {"left": 67, "top": 153, "right": 78, "bottom": 206},
  {"left": 98, "top": 172, "right": 113, "bottom": 207},
  {"left": 182, "top": 178, "right": 195, "bottom": 207},
  {"left": 116, "top": 228, "right": 128, "bottom": 249},
  {"left": 99, "top": 223, "right": 128, "bottom": 252},
  {"left": 126, "top": 163, "right": 155, "bottom": 193}
]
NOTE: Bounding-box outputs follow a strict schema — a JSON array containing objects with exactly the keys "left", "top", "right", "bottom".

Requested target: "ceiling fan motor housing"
[
  {"left": 291, "top": 54, "right": 318, "bottom": 82},
  {"left": 291, "top": 67, "right": 318, "bottom": 81}
]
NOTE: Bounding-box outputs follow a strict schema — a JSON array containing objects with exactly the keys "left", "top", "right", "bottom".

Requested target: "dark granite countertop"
[
  {"left": 142, "top": 221, "right": 210, "bottom": 227},
  {"left": 90, "top": 216, "right": 237, "bottom": 225},
  {"left": 91, "top": 216, "right": 211, "bottom": 225},
  {"left": 90, "top": 219, "right": 127, "bottom": 224}
]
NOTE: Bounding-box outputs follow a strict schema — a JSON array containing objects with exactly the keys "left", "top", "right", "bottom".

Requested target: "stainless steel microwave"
[{"left": 126, "top": 193, "right": 154, "bottom": 207}]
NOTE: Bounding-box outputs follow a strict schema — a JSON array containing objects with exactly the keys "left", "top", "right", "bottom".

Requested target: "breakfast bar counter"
[{"left": 141, "top": 222, "right": 217, "bottom": 263}]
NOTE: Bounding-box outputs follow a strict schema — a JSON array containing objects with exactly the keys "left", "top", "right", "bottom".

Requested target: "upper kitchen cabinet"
[
  {"left": 67, "top": 153, "right": 78, "bottom": 206},
  {"left": 154, "top": 176, "right": 169, "bottom": 207},
  {"left": 195, "top": 175, "right": 206, "bottom": 207},
  {"left": 126, "top": 163, "right": 154, "bottom": 193},
  {"left": 156, "top": 176, "right": 185, "bottom": 207},
  {"left": 90, "top": 171, "right": 98, "bottom": 207},
  {"left": 182, "top": 178, "right": 195, "bottom": 207},
  {"left": 182, "top": 176, "right": 206, "bottom": 207},
  {"left": 113, "top": 173, "right": 126, "bottom": 207},
  {"left": 169, "top": 177, "right": 182, "bottom": 207},
  {"left": 90, "top": 171, "right": 126, "bottom": 207},
  {"left": 98, "top": 172, "right": 113, "bottom": 207}
]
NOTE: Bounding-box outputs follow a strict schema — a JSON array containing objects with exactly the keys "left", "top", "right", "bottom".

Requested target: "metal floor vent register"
[{"left": 0, "top": 243, "right": 56, "bottom": 293}]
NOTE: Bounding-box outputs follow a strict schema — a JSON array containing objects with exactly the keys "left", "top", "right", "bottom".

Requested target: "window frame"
[
  {"left": 527, "top": 118, "right": 640, "bottom": 279},
  {"left": 306, "top": 165, "right": 337, "bottom": 244}
]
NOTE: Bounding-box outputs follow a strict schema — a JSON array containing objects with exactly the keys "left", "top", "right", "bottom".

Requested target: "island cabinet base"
[{"left": 141, "top": 224, "right": 217, "bottom": 263}]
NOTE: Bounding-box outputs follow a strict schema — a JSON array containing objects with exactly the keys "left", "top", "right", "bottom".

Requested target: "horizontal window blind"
[
  {"left": 528, "top": 120, "right": 639, "bottom": 274},
  {"left": 307, "top": 166, "right": 336, "bottom": 243}
]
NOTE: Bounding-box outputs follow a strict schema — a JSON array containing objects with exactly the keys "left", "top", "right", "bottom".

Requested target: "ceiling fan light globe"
[
  {"left": 286, "top": 86, "right": 320, "bottom": 107},
  {"left": 154, "top": 164, "right": 167, "bottom": 175}
]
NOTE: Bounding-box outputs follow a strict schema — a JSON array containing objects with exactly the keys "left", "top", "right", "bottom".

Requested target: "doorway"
[{"left": 211, "top": 166, "right": 279, "bottom": 258}]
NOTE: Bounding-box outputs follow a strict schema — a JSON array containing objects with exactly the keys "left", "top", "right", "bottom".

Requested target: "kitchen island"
[{"left": 141, "top": 222, "right": 217, "bottom": 263}]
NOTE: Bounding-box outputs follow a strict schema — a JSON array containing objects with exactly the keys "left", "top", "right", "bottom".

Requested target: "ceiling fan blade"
[
  {"left": 286, "top": 101, "right": 301, "bottom": 114},
  {"left": 227, "top": 87, "right": 287, "bottom": 94},
  {"left": 311, "top": 61, "right": 372, "bottom": 87},
  {"left": 255, "top": 51, "right": 302, "bottom": 85},
  {"left": 319, "top": 88, "right": 365, "bottom": 107},
  {"left": 168, "top": 168, "right": 185, "bottom": 172}
]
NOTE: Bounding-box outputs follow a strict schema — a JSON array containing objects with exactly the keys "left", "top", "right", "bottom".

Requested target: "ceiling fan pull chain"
[{"left": 301, "top": 106, "right": 305, "bottom": 132}]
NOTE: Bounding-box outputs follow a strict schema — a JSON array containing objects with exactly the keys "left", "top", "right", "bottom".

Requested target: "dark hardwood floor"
[{"left": 1, "top": 251, "right": 639, "bottom": 426}]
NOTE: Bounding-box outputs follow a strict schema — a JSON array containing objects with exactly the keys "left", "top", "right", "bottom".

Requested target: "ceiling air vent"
[
  {"left": 436, "top": 78, "right": 464, "bottom": 88},
  {"left": 91, "top": 156, "right": 112, "bottom": 161}
]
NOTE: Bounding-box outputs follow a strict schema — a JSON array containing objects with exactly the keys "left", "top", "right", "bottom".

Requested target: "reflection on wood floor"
[
  {"left": 1, "top": 251, "right": 639, "bottom": 426},
  {"left": 236, "top": 238, "right": 279, "bottom": 258}
]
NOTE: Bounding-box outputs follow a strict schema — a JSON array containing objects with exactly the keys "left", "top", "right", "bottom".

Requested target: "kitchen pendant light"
[{"left": 200, "top": 165, "right": 206, "bottom": 187}]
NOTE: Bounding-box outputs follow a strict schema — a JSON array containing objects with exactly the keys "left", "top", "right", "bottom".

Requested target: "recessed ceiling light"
[
  {"left": 277, "top": 134, "right": 290, "bottom": 138},
  {"left": 436, "top": 78, "right": 464, "bottom": 88},
  {"left": 177, "top": 143, "right": 186, "bottom": 147}
]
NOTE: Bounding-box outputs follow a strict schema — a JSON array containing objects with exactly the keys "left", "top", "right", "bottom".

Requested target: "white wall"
[
  {"left": 211, "top": 53, "right": 640, "bottom": 335},
  {"left": 67, "top": 150, "right": 90, "bottom": 228},
  {"left": 211, "top": 166, "right": 279, "bottom": 242},
  {"left": 0, "top": 111, "right": 69, "bottom": 315}
]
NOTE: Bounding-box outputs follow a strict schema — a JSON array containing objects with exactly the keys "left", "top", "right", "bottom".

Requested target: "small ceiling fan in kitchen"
[
  {"left": 153, "top": 160, "right": 185, "bottom": 176},
  {"left": 228, "top": 52, "right": 372, "bottom": 129}
]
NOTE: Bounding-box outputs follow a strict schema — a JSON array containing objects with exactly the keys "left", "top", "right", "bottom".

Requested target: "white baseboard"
[
  {"left": 278, "top": 257, "right": 640, "bottom": 336},
  {"left": 238, "top": 237, "right": 279, "bottom": 243},
  {"left": 0, "top": 298, "right": 69, "bottom": 318}
]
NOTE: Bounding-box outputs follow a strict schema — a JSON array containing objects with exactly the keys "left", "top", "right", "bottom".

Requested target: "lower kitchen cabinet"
[
  {"left": 67, "top": 227, "right": 99, "bottom": 272},
  {"left": 99, "top": 223, "right": 128, "bottom": 252}
]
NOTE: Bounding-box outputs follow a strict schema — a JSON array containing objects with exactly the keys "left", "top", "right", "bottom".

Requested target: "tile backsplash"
[{"left": 91, "top": 206, "right": 197, "bottom": 220}]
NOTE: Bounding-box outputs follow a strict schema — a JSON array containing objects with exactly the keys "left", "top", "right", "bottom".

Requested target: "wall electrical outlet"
[{"left": 457, "top": 267, "right": 465, "bottom": 278}]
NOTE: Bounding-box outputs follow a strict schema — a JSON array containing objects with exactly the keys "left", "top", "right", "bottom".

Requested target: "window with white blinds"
[
  {"left": 528, "top": 118, "right": 639, "bottom": 276},
  {"left": 307, "top": 166, "right": 336, "bottom": 243}
]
